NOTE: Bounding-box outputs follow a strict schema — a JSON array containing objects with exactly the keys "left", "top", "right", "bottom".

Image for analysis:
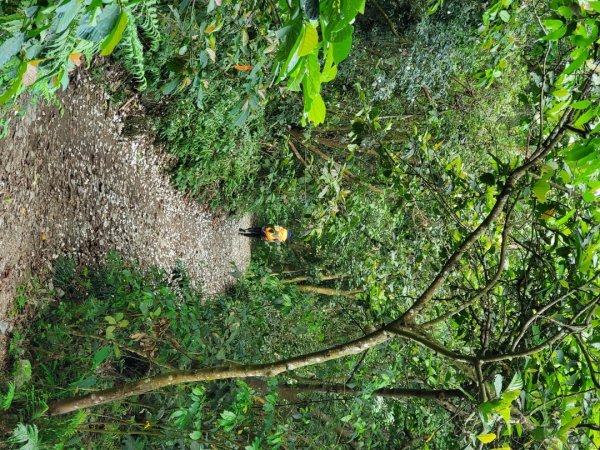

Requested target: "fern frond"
[
  {"left": 118, "top": 17, "right": 148, "bottom": 91},
  {"left": 24, "top": 387, "right": 49, "bottom": 419},
  {"left": 138, "top": 0, "right": 161, "bottom": 52},
  {"left": 63, "top": 410, "right": 88, "bottom": 438},
  {"left": 1, "top": 381, "right": 15, "bottom": 410},
  {"left": 42, "top": 24, "right": 77, "bottom": 73},
  {"left": 9, "top": 423, "right": 39, "bottom": 450}
]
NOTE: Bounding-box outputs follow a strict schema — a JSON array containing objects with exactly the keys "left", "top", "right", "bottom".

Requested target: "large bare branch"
[
  {"left": 48, "top": 322, "right": 478, "bottom": 416},
  {"left": 47, "top": 329, "right": 393, "bottom": 415}
]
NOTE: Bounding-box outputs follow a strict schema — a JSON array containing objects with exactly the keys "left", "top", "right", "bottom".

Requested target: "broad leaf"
[
  {"left": 0, "top": 32, "right": 24, "bottom": 68},
  {"left": 477, "top": 433, "right": 497, "bottom": 443},
  {"left": 54, "top": 0, "right": 79, "bottom": 34},
  {"left": 298, "top": 22, "right": 318, "bottom": 56},
  {"left": 532, "top": 180, "right": 551, "bottom": 203},
  {"left": 307, "top": 93, "right": 326, "bottom": 125},
  {"left": 100, "top": 10, "right": 128, "bottom": 56}
]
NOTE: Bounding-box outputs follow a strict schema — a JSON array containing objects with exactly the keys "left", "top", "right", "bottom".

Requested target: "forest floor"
[{"left": 0, "top": 74, "right": 252, "bottom": 366}]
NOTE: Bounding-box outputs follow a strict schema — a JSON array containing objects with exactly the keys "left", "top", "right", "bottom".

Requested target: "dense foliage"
[{"left": 1, "top": 0, "right": 600, "bottom": 449}]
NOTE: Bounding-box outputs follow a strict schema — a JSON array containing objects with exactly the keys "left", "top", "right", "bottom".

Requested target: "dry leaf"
[
  {"left": 541, "top": 207, "right": 556, "bottom": 220},
  {"left": 129, "top": 332, "right": 147, "bottom": 341},
  {"left": 22, "top": 63, "right": 38, "bottom": 87},
  {"left": 233, "top": 64, "right": 252, "bottom": 71},
  {"left": 206, "top": 48, "right": 216, "bottom": 63},
  {"left": 69, "top": 52, "right": 84, "bottom": 67}
]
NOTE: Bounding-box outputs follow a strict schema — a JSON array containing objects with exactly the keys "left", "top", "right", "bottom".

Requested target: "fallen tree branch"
[
  {"left": 296, "top": 285, "right": 363, "bottom": 297},
  {"left": 47, "top": 329, "right": 394, "bottom": 415}
]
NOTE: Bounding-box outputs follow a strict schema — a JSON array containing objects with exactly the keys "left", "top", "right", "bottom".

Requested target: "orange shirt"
[{"left": 263, "top": 225, "right": 289, "bottom": 242}]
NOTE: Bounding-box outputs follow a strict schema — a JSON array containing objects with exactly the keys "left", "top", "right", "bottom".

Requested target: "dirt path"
[{"left": 0, "top": 77, "right": 252, "bottom": 350}]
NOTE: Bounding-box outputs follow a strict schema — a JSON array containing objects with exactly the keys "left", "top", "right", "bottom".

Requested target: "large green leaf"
[
  {"left": 307, "top": 93, "right": 326, "bottom": 125},
  {"left": 331, "top": 25, "right": 353, "bottom": 64},
  {"left": 0, "top": 60, "right": 26, "bottom": 105},
  {"left": 330, "top": 22, "right": 353, "bottom": 43},
  {"left": 0, "top": 32, "right": 24, "bottom": 68},
  {"left": 298, "top": 22, "right": 318, "bottom": 56},
  {"left": 342, "top": 0, "right": 366, "bottom": 19},
  {"left": 543, "top": 25, "right": 567, "bottom": 41},
  {"left": 564, "top": 47, "right": 588, "bottom": 75},
  {"left": 304, "top": 53, "right": 321, "bottom": 98},
  {"left": 505, "top": 372, "right": 523, "bottom": 392},
  {"left": 54, "top": 0, "right": 80, "bottom": 34},
  {"left": 532, "top": 180, "right": 551, "bottom": 203},
  {"left": 99, "top": 10, "right": 128, "bottom": 56},
  {"left": 564, "top": 143, "right": 594, "bottom": 161},
  {"left": 77, "top": 4, "right": 121, "bottom": 42},
  {"left": 573, "top": 107, "right": 598, "bottom": 128},
  {"left": 280, "top": 23, "right": 304, "bottom": 77}
]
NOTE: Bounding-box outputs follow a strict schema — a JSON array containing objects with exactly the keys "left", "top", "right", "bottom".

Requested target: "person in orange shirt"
[{"left": 238, "top": 225, "right": 291, "bottom": 242}]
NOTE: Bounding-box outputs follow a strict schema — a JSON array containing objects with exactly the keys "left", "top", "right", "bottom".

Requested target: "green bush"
[{"left": 158, "top": 81, "right": 268, "bottom": 214}]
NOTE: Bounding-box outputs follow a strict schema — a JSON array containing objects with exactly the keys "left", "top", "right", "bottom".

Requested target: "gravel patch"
[{"left": 0, "top": 76, "right": 252, "bottom": 362}]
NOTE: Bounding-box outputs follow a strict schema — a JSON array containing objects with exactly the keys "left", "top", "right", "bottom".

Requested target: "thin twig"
[
  {"left": 420, "top": 198, "right": 515, "bottom": 328},
  {"left": 574, "top": 335, "right": 600, "bottom": 390},
  {"left": 370, "top": 0, "right": 400, "bottom": 38},
  {"left": 511, "top": 274, "right": 599, "bottom": 351},
  {"left": 288, "top": 140, "right": 309, "bottom": 169}
]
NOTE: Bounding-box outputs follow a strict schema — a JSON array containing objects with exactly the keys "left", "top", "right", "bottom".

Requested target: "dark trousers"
[{"left": 239, "top": 227, "right": 263, "bottom": 238}]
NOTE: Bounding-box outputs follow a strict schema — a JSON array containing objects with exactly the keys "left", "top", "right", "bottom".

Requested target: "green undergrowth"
[
  {"left": 0, "top": 253, "right": 456, "bottom": 448},
  {"left": 0, "top": 254, "right": 347, "bottom": 447},
  {"left": 157, "top": 82, "right": 267, "bottom": 214}
]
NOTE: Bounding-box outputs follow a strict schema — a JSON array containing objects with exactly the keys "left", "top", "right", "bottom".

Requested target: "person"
[{"left": 239, "top": 225, "right": 292, "bottom": 242}]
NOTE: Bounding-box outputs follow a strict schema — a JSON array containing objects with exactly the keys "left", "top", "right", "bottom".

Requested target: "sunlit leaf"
[
  {"left": 100, "top": 10, "right": 128, "bottom": 56},
  {"left": 298, "top": 22, "right": 319, "bottom": 56},
  {"left": 307, "top": 93, "right": 326, "bottom": 125},
  {"left": 477, "top": 433, "right": 497, "bottom": 444},
  {"left": 532, "top": 180, "right": 551, "bottom": 203},
  {"left": 0, "top": 32, "right": 24, "bottom": 68},
  {"left": 505, "top": 372, "right": 523, "bottom": 392},
  {"left": 573, "top": 107, "right": 598, "bottom": 128}
]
